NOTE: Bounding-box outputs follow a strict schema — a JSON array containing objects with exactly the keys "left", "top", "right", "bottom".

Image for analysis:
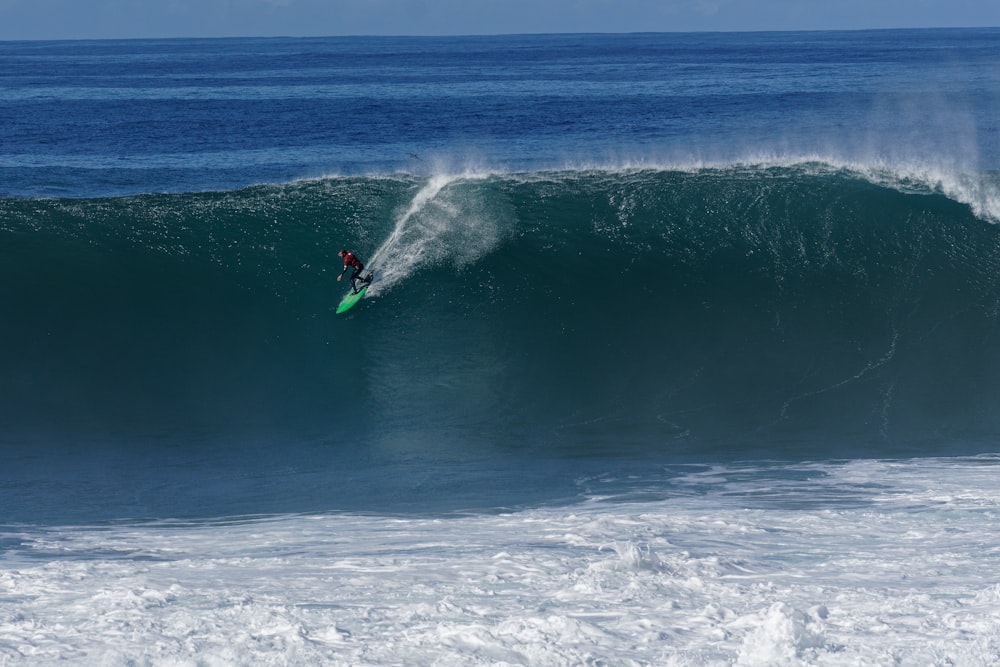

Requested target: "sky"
[{"left": 0, "top": 0, "right": 998, "bottom": 41}]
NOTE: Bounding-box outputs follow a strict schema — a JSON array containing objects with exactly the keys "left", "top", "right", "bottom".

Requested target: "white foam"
[{"left": 5, "top": 456, "right": 1000, "bottom": 665}]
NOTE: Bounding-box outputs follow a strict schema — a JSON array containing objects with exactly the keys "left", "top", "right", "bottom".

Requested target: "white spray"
[{"left": 364, "top": 172, "right": 509, "bottom": 295}]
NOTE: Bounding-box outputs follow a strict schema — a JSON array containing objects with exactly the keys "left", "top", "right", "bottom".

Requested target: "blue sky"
[{"left": 1, "top": 0, "right": 998, "bottom": 40}]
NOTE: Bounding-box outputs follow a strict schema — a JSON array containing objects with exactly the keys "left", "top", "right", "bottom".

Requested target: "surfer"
[{"left": 337, "top": 249, "right": 371, "bottom": 294}]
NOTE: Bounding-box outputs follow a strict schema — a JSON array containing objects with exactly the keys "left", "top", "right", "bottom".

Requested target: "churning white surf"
[{"left": 4, "top": 455, "right": 1000, "bottom": 665}]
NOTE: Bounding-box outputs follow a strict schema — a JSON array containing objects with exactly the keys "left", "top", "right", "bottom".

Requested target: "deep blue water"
[
  {"left": 2, "top": 29, "right": 1000, "bottom": 524},
  {"left": 3, "top": 30, "right": 999, "bottom": 197}
]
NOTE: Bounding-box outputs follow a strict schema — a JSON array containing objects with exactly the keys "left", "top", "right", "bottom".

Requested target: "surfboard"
[{"left": 336, "top": 285, "right": 368, "bottom": 314}]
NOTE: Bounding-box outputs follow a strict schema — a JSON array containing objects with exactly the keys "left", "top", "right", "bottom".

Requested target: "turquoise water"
[{"left": 3, "top": 165, "right": 1000, "bottom": 520}]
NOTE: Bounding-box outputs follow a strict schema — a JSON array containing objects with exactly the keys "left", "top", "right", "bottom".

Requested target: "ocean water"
[{"left": 3, "top": 29, "right": 1000, "bottom": 665}]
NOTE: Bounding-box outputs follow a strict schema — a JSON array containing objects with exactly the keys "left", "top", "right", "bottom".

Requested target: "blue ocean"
[{"left": 3, "top": 29, "right": 1000, "bottom": 664}]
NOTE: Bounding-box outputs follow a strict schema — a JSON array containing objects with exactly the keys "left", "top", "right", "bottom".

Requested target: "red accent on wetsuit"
[{"left": 343, "top": 252, "right": 363, "bottom": 270}]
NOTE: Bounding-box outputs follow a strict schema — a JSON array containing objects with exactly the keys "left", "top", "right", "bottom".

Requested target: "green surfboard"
[{"left": 336, "top": 285, "right": 368, "bottom": 314}]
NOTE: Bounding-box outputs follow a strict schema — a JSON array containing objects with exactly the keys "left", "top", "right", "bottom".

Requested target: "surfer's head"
[{"left": 338, "top": 249, "right": 346, "bottom": 257}]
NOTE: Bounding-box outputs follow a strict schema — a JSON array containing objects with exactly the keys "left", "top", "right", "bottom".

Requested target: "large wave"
[{"left": 4, "top": 162, "right": 1000, "bottom": 460}]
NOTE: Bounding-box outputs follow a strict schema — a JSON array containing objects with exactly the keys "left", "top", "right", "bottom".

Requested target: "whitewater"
[{"left": 5, "top": 457, "right": 1000, "bottom": 665}]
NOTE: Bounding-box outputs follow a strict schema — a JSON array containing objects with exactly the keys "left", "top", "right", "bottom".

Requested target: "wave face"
[{"left": 4, "top": 165, "right": 1000, "bottom": 465}]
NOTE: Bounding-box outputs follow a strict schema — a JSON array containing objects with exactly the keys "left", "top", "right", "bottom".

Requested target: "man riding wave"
[{"left": 337, "top": 249, "right": 373, "bottom": 294}]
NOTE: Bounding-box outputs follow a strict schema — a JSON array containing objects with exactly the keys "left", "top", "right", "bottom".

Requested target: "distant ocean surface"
[{"left": 3, "top": 29, "right": 1000, "bottom": 665}]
